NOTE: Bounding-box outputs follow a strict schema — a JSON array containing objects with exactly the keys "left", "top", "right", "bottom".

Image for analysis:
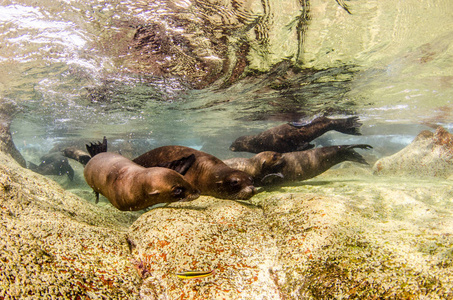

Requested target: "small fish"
[{"left": 176, "top": 270, "right": 214, "bottom": 279}]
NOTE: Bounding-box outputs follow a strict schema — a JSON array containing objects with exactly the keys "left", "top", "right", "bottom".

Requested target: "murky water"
[{"left": 1, "top": 0, "right": 452, "bottom": 167}]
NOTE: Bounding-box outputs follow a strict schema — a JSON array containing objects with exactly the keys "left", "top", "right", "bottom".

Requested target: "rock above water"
[{"left": 373, "top": 126, "right": 453, "bottom": 178}]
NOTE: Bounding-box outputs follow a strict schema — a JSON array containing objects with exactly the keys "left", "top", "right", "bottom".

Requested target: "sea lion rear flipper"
[
  {"left": 157, "top": 154, "right": 196, "bottom": 175},
  {"left": 333, "top": 116, "right": 362, "bottom": 136},
  {"left": 86, "top": 136, "right": 107, "bottom": 158},
  {"left": 341, "top": 144, "right": 373, "bottom": 165}
]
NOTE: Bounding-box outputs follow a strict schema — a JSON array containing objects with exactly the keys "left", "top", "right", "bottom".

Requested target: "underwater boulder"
[
  {"left": 127, "top": 167, "right": 453, "bottom": 299},
  {"left": 373, "top": 126, "right": 453, "bottom": 178},
  {"left": 0, "top": 150, "right": 142, "bottom": 299}
]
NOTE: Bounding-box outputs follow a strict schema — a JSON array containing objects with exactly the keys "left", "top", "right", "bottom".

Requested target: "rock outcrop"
[
  {"left": 1, "top": 145, "right": 453, "bottom": 299},
  {"left": 0, "top": 151, "right": 141, "bottom": 299},
  {"left": 373, "top": 126, "right": 453, "bottom": 178}
]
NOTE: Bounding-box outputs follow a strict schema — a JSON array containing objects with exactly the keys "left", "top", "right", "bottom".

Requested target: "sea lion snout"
[
  {"left": 178, "top": 188, "right": 201, "bottom": 202},
  {"left": 235, "top": 185, "right": 257, "bottom": 200}
]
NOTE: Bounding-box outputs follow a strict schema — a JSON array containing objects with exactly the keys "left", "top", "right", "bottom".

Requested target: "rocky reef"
[
  {"left": 1, "top": 129, "right": 453, "bottom": 298},
  {"left": 373, "top": 126, "right": 453, "bottom": 178},
  {"left": 0, "top": 150, "right": 142, "bottom": 298}
]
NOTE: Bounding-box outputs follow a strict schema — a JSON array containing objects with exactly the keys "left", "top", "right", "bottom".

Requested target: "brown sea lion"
[
  {"left": 274, "top": 144, "right": 372, "bottom": 183},
  {"left": 223, "top": 151, "right": 284, "bottom": 185},
  {"left": 84, "top": 139, "right": 200, "bottom": 211},
  {"left": 230, "top": 116, "right": 362, "bottom": 153},
  {"left": 133, "top": 146, "right": 257, "bottom": 200},
  {"left": 62, "top": 147, "right": 91, "bottom": 165}
]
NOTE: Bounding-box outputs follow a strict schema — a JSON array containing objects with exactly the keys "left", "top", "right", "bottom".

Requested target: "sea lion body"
[
  {"left": 62, "top": 147, "right": 91, "bottom": 165},
  {"left": 230, "top": 116, "right": 362, "bottom": 153},
  {"left": 223, "top": 151, "right": 284, "bottom": 184},
  {"left": 84, "top": 152, "right": 200, "bottom": 211},
  {"left": 28, "top": 152, "right": 75, "bottom": 180},
  {"left": 133, "top": 146, "right": 256, "bottom": 200},
  {"left": 278, "top": 144, "right": 372, "bottom": 182}
]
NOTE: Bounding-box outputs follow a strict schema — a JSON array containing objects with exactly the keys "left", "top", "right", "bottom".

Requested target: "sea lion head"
[
  {"left": 215, "top": 170, "right": 256, "bottom": 200},
  {"left": 229, "top": 136, "right": 249, "bottom": 152},
  {"left": 144, "top": 169, "right": 201, "bottom": 204},
  {"left": 255, "top": 151, "right": 285, "bottom": 172}
]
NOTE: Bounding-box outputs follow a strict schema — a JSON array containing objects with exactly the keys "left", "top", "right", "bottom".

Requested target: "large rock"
[
  {"left": 127, "top": 166, "right": 453, "bottom": 299},
  {"left": 373, "top": 126, "right": 453, "bottom": 178},
  {"left": 2, "top": 143, "right": 453, "bottom": 299},
  {"left": 0, "top": 151, "right": 142, "bottom": 299}
]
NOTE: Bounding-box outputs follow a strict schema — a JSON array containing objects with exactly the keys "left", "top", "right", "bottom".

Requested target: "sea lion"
[
  {"left": 133, "top": 146, "right": 257, "bottom": 200},
  {"left": 62, "top": 147, "right": 91, "bottom": 165},
  {"left": 28, "top": 152, "right": 75, "bottom": 180},
  {"left": 84, "top": 138, "right": 200, "bottom": 211},
  {"left": 230, "top": 116, "right": 362, "bottom": 153},
  {"left": 223, "top": 151, "right": 284, "bottom": 185},
  {"left": 272, "top": 144, "right": 373, "bottom": 184}
]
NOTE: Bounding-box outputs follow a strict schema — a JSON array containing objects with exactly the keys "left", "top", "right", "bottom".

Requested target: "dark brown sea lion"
[
  {"left": 133, "top": 146, "right": 257, "bottom": 200},
  {"left": 223, "top": 151, "right": 284, "bottom": 184},
  {"left": 28, "top": 152, "right": 75, "bottom": 180},
  {"left": 84, "top": 139, "right": 200, "bottom": 211},
  {"left": 230, "top": 116, "right": 362, "bottom": 153},
  {"left": 274, "top": 144, "right": 372, "bottom": 183}
]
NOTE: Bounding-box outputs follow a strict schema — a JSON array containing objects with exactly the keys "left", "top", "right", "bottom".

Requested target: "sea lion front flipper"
[
  {"left": 261, "top": 172, "right": 284, "bottom": 185},
  {"left": 157, "top": 154, "right": 196, "bottom": 175},
  {"left": 86, "top": 136, "right": 108, "bottom": 158},
  {"left": 95, "top": 191, "right": 99, "bottom": 204}
]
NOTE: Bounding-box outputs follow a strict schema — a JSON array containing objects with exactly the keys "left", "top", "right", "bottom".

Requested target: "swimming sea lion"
[
  {"left": 28, "top": 152, "right": 75, "bottom": 180},
  {"left": 84, "top": 139, "right": 200, "bottom": 211},
  {"left": 272, "top": 144, "right": 373, "bottom": 184},
  {"left": 133, "top": 146, "right": 257, "bottom": 200},
  {"left": 223, "top": 151, "right": 284, "bottom": 185},
  {"left": 230, "top": 116, "right": 362, "bottom": 153},
  {"left": 62, "top": 147, "right": 91, "bottom": 165}
]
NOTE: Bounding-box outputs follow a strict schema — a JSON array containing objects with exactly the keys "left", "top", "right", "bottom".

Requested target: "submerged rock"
[
  {"left": 1, "top": 146, "right": 453, "bottom": 299},
  {"left": 127, "top": 166, "right": 453, "bottom": 299},
  {"left": 0, "top": 151, "right": 141, "bottom": 299},
  {"left": 373, "top": 126, "right": 453, "bottom": 178}
]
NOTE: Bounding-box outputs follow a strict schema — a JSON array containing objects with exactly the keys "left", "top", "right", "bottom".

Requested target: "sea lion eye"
[
  {"left": 172, "top": 187, "right": 185, "bottom": 198},
  {"left": 229, "top": 179, "right": 240, "bottom": 187}
]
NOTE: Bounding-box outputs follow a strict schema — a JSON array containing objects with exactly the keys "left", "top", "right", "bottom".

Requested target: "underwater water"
[
  {"left": 1, "top": 0, "right": 453, "bottom": 298},
  {"left": 1, "top": 0, "right": 451, "bottom": 162}
]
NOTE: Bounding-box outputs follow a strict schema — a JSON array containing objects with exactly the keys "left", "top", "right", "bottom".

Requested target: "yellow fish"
[{"left": 176, "top": 270, "right": 214, "bottom": 279}]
